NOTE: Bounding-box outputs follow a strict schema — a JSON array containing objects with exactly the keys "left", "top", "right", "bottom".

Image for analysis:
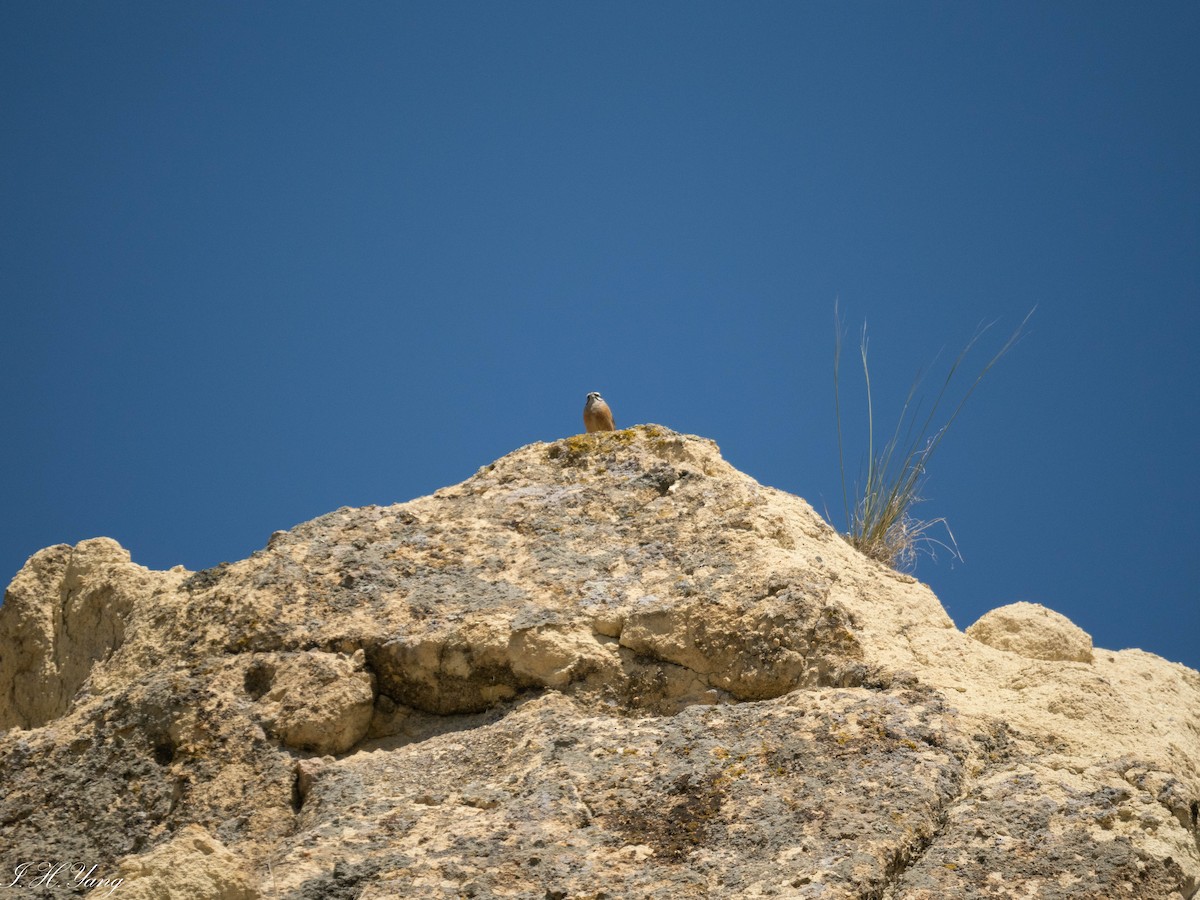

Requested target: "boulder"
[{"left": 966, "top": 600, "right": 1094, "bottom": 662}]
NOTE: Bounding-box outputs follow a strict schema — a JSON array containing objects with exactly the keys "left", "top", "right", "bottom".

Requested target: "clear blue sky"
[{"left": 2, "top": 3, "right": 1196, "bottom": 670}]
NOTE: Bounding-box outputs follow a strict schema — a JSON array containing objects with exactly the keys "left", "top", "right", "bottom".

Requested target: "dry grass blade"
[{"left": 834, "top": 303, "right": 1033, "bottom": 570}]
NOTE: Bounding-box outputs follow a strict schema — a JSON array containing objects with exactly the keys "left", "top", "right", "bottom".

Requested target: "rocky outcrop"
[
  {"left": 1, "top": 426, "right": 1197, "bottom": 898},
  {"left": 966, "top": 600, "right": 1094, "bottom": 663},
  {"left": 95, "top": 825, "right": 258, "bottom": 900},
  {"left": 0, "top": 537, "right": 177, "bottom": 730},
  {"left": 249, "top": 649, "right": 375, "bottom": 755}
]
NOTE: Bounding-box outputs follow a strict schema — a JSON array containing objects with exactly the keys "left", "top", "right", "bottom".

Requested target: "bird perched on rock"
[{"left": 583, "top": 392, "right": 616, "bottom": 433}]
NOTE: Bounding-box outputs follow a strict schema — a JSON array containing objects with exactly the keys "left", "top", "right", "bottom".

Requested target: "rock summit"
[{"left": 1, "top": 426, "right": 1197, "bottom": 898}]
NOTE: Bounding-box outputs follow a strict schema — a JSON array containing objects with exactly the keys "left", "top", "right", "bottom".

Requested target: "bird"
[{"left": 583, "top": 392, "right": 616, "bottom": 433}]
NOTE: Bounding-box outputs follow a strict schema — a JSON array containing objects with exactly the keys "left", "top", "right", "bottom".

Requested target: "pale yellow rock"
[
  {"left": 88, "top": 825, "right": 259, "bottom": 899},
  {"left": 966, "top": 600, "right": 1094, "bottom": 662},
  {"left": 253, "top": 649, "right": 376, "bottom": 755},
  {"left": 0, "top": 428, "right": 1196, "bottom": 898},
  {"left": 0, "top": 538, "right": 177, "bottom": 729}
]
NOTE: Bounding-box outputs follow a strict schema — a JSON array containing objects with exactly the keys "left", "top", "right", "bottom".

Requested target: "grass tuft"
[{"left": 834, "top": 303, "right": 1034, "bottom": 571}]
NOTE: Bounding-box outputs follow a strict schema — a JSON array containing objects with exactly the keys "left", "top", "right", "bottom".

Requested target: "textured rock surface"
[
  {"left": 86, "top": 825, "right": 258, "bottom": 900},
  {"left": 0, "top": 426, "right": 1197, "bottom": 898},
  {"left": 251, "top": 649, "right": 375, "bottom": 755},
  {"left": 0, "top": 537, "right": 178, "bottom": 730},
  {"left": 966, "top": 600, "right": 1095, "bottom": 663}
]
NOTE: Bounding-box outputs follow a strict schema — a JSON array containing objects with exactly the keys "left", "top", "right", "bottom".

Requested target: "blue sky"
[{"left": 2, "top": 3, "right": 1196, "bottom": 670}]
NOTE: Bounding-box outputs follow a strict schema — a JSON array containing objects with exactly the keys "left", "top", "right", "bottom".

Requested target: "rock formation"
[{"left": 0, "top": 426, "right": 1196, "bottom": 898}]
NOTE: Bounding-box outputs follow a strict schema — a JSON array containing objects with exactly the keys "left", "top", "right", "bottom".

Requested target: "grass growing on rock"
[{"left": 834, "top": 305, "right": 1033, "bottom": 571}]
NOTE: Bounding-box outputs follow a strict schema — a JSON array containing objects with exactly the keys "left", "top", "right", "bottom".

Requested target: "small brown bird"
[{"left": 583, "top": 391, "right": 616, "bottom": 433}]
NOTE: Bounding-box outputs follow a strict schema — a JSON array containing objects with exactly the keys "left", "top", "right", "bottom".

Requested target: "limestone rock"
[
  {"left": 249, "top": 649, "right": 375, "bottom": 755},
  {"left": 271, "top": 689, "right": 972, "bottom": 898},
  {"left": 87, "top": 825, "right": 259, "bottom": 899},
  {"left": 966, "top": 600, "right": 1095, "bottom": 662},
  {"left": 0, "top": 426, "right": 1196, "bottom": 899},
  {"left": 0, "top": 537, "right": 177, "bottom": 729}
]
